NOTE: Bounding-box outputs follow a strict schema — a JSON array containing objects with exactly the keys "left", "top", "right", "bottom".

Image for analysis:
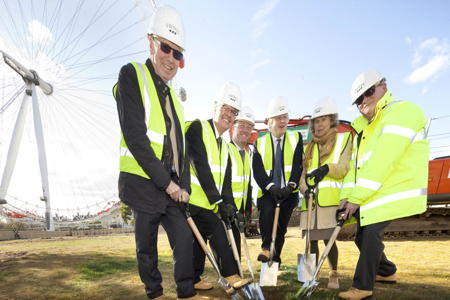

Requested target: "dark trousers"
[
  {"left": 257, "top": 192, "right": 299, "bottom": 264},
  {"left": 353, "top": 211, "right": 397, "bottom": 290},
  {"left": 134, "top": 203, "right": 196, "bottom": 299},
  {"left": 189, "top": 204, "right": 238, "bottom": 283}
]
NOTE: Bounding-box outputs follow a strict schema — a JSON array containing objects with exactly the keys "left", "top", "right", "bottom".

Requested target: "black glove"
[
  {"left": 235, "top": 212, "right": 246, "bottom": 231},
  {"left": 279, "top": 185, "right": 294, "bottom": 202},
  {"left": 308, "top": 164, "right": 329, "bottom": 183},
  {"left": 218, "top": 202, "right": 236, "bottom": 223},
  {"left": 304, "top": 189, "right": 313, "bottom": 203},
  {"left": 268, "top": 185, "right": 283, "bottom": 201}
]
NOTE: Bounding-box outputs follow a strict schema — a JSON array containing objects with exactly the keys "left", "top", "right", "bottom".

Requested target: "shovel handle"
[
  {"left": 226, "top": 226, "right": 244, "bottom": 278},
  {"left": 271, "top": 203, "right": 280, "bottom": 240},
  {"left": 312, "top": 221, "right": 343, "bottom": 279},
  {"left": 304, "top": 191, "right": 315, "bottom": 254},
  {"left": 240, "top": 232, "right": 255, "bottom": 281},
  {"left": 186, "top": 217, "right": 209, "bottom": 255}
]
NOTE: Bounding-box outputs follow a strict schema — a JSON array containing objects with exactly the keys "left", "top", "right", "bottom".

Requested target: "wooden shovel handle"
[
  {"left": 305, "top": 192, "right": 314, "bottom": 254},
  {"left": 271, "top": 204, "right": 280, "bottom": 240},
  {"left": 187, "top": 217, "right": 209, "bottom": 254}
]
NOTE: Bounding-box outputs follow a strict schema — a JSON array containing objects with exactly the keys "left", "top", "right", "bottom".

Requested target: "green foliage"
[{"left": 119, "top": 203, "right": 133, "bottom": 224}]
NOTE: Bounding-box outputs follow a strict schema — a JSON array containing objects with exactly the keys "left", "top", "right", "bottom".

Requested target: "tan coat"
[{"left": 299, "top": 136, "right": 353, "bottom": 231}]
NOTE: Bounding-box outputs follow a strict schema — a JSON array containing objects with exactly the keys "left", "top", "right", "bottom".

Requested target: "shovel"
[
  {"left": 183, "top": 205, "right": 244, "bottom": 300},
  {"left": 237, "top": 218, "right": 266, "bottom": 300},
  {"left": 259, "top": 201, "right": 280, "bottom": 286},
  {"left": 297, "top": 189, "right": 316, "bottom": 282},
  {"left": 223, "top": 218, "right": 254, "bottom": 300},
  {"left": 296, "top": 210, "right": 346, "bottom": 299}
]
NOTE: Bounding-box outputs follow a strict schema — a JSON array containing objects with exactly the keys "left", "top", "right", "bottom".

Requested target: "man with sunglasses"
[
  {"left": 113, "top": 6, "right": 199, "bottom": 300},
  {"left": 338, "top": 70, "right": 429, "bottom": 300},
  {"left": 252, "top": 96, "right": 303, "bottom": 265},
  {"left": 186, "top": 82, "right": 251, "bottom": 293}
]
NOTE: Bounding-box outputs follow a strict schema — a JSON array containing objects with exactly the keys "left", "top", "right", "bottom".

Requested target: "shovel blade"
[
  {"left": 297, "top": 253, "right": 316, "bottom": 282},
  {"left": 259, "top": 262, "right": 279, "bottom": 286},
  {"left": 251, "top": 283, "right": 265, "bottom": 300},
  {"left": 296, "top": 280, "right": 319, "bottom": 299}
]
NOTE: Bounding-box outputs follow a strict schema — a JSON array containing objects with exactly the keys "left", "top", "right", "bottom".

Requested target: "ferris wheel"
[{"left": 0, "top": 0, "right": 157, "bottom": 230}]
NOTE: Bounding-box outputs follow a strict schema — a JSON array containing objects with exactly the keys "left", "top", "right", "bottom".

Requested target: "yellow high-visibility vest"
[
  {"left": 113, "top": 62, "right": 185, "bottom": 179},
  {"left": 300, "top": 132, "right": 351, "bottom": 211},
  {"left": 188, "top": 120, "right": 228, "bottom": 212},
  {"left": 340, "top": 92, "right": 429, "bottom": 226},
  {"left": 228, "top": 143, "right": 251, "bottom": 211},
  {"left": 256, "top": 131, "right": 299, "bottom": 198}
]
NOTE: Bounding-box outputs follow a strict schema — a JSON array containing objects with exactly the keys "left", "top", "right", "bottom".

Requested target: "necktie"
[
  {"left": 165, "top": 95, "right": 180, "bottom": 176},
  {"left": 273, "top": 138, "right": 283, "bottom": 186},
  {"left": 217, "top": 136, "right": 222, "bottom": 152},
  {"left": 239, "top": 149, "right": 245, "bottom": 161}
]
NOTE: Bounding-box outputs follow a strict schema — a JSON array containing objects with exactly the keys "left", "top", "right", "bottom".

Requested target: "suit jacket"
[{"left": 252, "top": 131, "right": 303, "bottom": 197}]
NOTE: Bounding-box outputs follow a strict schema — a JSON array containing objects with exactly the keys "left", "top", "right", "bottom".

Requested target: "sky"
[{"left": 0, "top": 0, "right": 449, "bottom": 217}]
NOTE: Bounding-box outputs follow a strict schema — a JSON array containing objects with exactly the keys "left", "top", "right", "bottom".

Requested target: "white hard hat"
[
  {"left": 147, "top": 6, "right": 185, "bottom": 50},
  {"left": 267, "top": 96, "right": 289, "bottom": 118},
  {"left": 351, "top": 70, "right": 384, "bottom": 104},
  {"left": 312, "top": 97, "right": 338, "bottom": 119},
  {"left": 236, "top": 105, "right": 255, "bottom": 125},
  {"left": 215, "top": 81, "right": 242, "bottom": 111}
]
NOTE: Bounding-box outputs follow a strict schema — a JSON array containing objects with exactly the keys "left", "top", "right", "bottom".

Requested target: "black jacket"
[
  {"left": 252, "top": 131, "right": 303, "bottom": 196},
  {"left": 186, "top": 119, "right": 234, "bottom": 207},
  {"left": 114, "top": 59, "right": 190, "bottom": 214}
]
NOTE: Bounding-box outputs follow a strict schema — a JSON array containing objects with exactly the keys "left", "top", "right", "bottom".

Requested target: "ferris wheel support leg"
[
  {"left": 0, "top": 85, "right": 32, "bottom": 205},
  {"left": 31, "top": 84, "right": 54, "bottom": 231}
]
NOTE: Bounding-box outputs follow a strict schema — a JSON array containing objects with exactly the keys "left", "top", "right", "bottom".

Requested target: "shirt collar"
[
  {"left": 271, "top": 132, "right": 285, "bottom": 145},
  {"left": 145, "top": 58, "right": 170, "bottom": 98}
]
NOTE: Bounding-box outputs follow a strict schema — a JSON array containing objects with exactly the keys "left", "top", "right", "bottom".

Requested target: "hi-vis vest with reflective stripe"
[
  {"left": 256, "top": 131, "right": 300, "bottom": 198},
  {"left": 189, "top": 120, "right": 228, "bottom": 211},
  {"left": 114, "top": 62, "right": 185, "bottom": 179},
  {"left": 340, "top": 92, "right": 429, "bottom": 226},
  {"left": 300, "top": 132, "right": 351, "bottom": 211},
  {"left": 228, "top": 143, "right": 251, "bottom": 211}
]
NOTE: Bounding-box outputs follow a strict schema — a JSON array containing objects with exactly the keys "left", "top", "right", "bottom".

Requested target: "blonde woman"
[{"left": 299, "top": 98, "right": 353, "bottom": 289}]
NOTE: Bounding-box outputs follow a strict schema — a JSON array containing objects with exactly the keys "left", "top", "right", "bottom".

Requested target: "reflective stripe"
[
  {"left": 357, "top": 151, "right": 372, "bottom": 168},
  {"left": 210, "top": 164, "right": 225, "bottom": 173},
  {"left": 146, "top": 130, "right": 165, "bottom": 145},
  {"left": 356, "top": 178, "right": 382, "bottom": 191},
  {"left": 360, "top": 188, "right": 427, "bottom": 212},
  {"left": 258, "top": 134, "right": 267, "bottom": 160},
  {"left": 413, "top": 129, "right": 426, "bottom": 142},
  {"left": 342, "top": 182, "right": 355, "bottom": 189},
  {"left": 233, "top": 191, "right": 242, "bottom": 198},
  {"left": 202, "top": 121, "right": 213, "bottom": 163},
  {"left": 381, "top": 125, "right": 416, "bottom": 141},
  {"left": 120, "top": 147, "right": 133, "bottom": 158},
  {"left": 318, "top": 181, "right": 343, "bottom": 189},
  {"left": 332, "top": 133, "right": 345, "bottom": 164},
  {"left": 191, "top": 176, "right": 201, "bottom": 186},
  {"left": 136, "top": 64, "right": 151, "bottom": 129}
]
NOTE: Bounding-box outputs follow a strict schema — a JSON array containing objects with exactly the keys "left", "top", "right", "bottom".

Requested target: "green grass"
[
  {"left": 0, "top": 230, "right": 449, "bottom": 299},
  {"left": 77, "top": 257, "right": 136, "bottom": 281}
]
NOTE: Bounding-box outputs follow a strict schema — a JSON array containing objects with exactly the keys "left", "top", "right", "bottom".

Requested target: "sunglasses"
[
  {"left": 354, "top": 79, "right": 385, "bottom": 105},
  {"left": 153, "top": 37, "right": 183, "bottom": 61},
  {"left": 221, "top": 105, "right": 239, "bottom": 117}
]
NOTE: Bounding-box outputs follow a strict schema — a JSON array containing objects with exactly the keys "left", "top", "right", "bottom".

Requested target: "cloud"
[
  {"left": 27, "top": 19, "right": 53, "bottom": 46},
  {"left": 405, "top": 37, "right": 450, "bottom": 84},
  {"left": 252, "top": 0, "right": 281, "bottom": 22},
  {"left": 251, "top": 0, "right": 281, "bottom": 40},
  {"left": 250, "top": 58, "right": 271, "bottom": 74}
]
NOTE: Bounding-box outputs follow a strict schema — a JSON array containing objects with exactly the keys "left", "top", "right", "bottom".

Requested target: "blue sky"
[{"left": 0, "top": 0, "right": 449, "bottom": 215}]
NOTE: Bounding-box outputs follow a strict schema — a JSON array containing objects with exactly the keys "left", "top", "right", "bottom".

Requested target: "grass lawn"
[{"left": 0, "top": 228, "right": 449, "bottom": 300}]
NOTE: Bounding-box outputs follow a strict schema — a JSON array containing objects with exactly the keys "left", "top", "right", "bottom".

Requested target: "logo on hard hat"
[
  {"left": 228, "top": 94, "right": 237, "bottom": 102},
  {"left": 314, "top": 107, "right": 322, "bottom": 114},
  {"left": 355, "top": 83, "right": 364, "bottom": 94},
  {"left": 279, "top": 106, "right": 285, "bottom": 111},
  {"left": 166, "top": 24, "right": 178, "bottom": 35},
  {"left": 245, "top": 113, "right": 251, "bottom": 118}
]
